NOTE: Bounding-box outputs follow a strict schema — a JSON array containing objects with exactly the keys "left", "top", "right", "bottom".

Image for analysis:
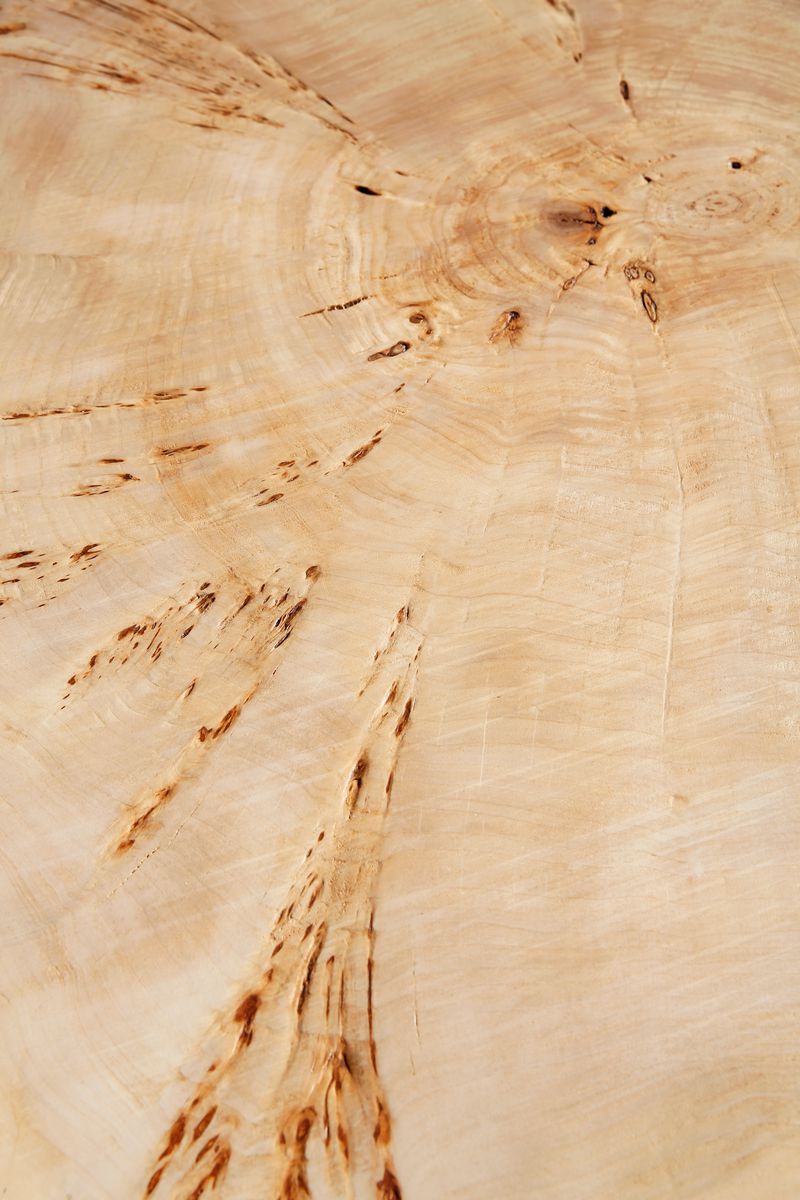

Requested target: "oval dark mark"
[
  {"left": 730, "top": 159, "right": 742, "bottom": 170},
  {"left": 619, "top": 79, "right": 630, "bottom": 100},
  {"left": 367, "top": 341, "right": 410, "bottom": 362},
  {"left": 641, "top": 290, "right": 658, "bottom": 323},
  {"left": 600, "top": 205, "right": 616, "bottom": 218},
  {"left": 355, "top": 184, "right": 381, "bottom": 196}
]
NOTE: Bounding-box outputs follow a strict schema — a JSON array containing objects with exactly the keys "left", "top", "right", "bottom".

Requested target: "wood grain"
[{"left": 1, "top": 1, "right": 799, "bottom": 1197}]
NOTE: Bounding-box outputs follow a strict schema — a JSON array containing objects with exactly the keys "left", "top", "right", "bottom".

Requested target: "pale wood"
[{"left": 2, "top": 1, "right": 800, "bottom": 1197}]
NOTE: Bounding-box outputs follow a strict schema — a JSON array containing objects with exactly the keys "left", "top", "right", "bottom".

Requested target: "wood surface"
[{"left": 1, "top": 1, "right": 799, "bottom": 1197}]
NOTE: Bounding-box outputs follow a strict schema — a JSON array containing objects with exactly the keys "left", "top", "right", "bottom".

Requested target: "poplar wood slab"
[{"left": 1, "top": 1, "right": 799, "bottom": 1197}]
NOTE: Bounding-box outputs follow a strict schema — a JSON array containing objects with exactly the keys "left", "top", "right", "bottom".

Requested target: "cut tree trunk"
[{"left": 1, "top": 1, "right": 799, "bottom": 1198}]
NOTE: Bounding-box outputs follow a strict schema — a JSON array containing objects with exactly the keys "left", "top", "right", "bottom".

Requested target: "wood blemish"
[
  {"left": 234, "top": 991, "right": 261, "bottom": 1048},
  {"left": 345, "top": 431, "right": 382, "bottom": 466},
  {"left": 346, "top": 755, "right": 369, "bottom": 812},
  {"left": 301, "top": 294, "right": 370, "bottom": 317},
  {"left": 641, "top": 290, "right": 658, "bottom": 323},
  {"left": 191, "top": 1106, "right": 217, "bottom": 1142},
  {"left": 490, "top": 308, "right": 523, "bottom": 344},
  {"left": 394, "top": 698, "right": 413, "bottom": 737},
  {"left": 158, "top": 1112, "right": 187, "bottom": 1162},
  {"left": 157, "top": 442, "right": 209, "bottom": 457},
  {"left": 367, "top": 341, "right": 410, "bottom": 362},
  {"left": 378, "top": 1166, "right": 403, "bottom": 1199}
]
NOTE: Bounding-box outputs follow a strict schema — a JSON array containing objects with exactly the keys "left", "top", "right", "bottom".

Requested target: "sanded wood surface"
[{"left": 1, "top": 1, "right": 800, "bottom": 1197}]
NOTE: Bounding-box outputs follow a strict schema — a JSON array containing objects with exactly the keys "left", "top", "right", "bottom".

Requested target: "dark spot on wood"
[
  {"left": 394, "top": 698, "right": 413, "bottom": 736},
  {"left": 619, "top": 79, "right": 630, "bottom": 100},
  {"left": 234, "top": 991, "right": 261, "bottom": 1047},
  {"left": 158, "top": 1112, "right": 186, "bottom": 1161},
  {"left": 187, "top": 1143, "right": 231, "bottom": 1200},
  {"left": 377, "top": 1166, "right": 403, "bottom": 1200},
  {"left": 367, "top": 341, "right": 410, "bottom": 362},
  {"left": 355, "top": 184, "right": 381, "bottom": 196},
  {"left": 191, "top": 1106, "right": 217, "bottom": 1142},
  {"left": 490, "top": 308, "right": 523, "bottom": 344},
  {"left": 70, "top": 543, "right": 101, "bottom": 562},
  {"left": 346, "top": 434, "right": 382, "bottom": 465},
  {"left": 641, "top": 290, "right": 658, "bottom": 323},
  {"left": 301, "top": 294, "right": 370, "bottom": 317},
  {"left": 297, "top": 926, "right": 326, "bottom": 1015},
  {"left": 158, "top": 442, "right": 209, "bottom": 457},
  {"left": 346, "top": 755, "right": 369, "bottom": 810},
  {"left": 145, "top": 1165, "right": 165, "bottom": 1196},
  {"left": 374, "top": 1099, "right": 391, "bottom": 1145},
  {"left": 730, "top": 159, "right": 742, "bottom": 169},
  {"left": 600, "top": 205, "right": 616, "bottom": 218},
  {"left": 257, "top": 492, "right": 284, "bottom": 505},
  {"left": 195, "top": 1134, "right": 219, "bottom": 1163}
]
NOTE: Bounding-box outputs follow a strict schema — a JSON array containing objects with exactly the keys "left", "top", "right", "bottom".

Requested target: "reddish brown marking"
[
  {"left": 301, "top": 294, "right": 370, "bottom": 317},
  {"left": 158, "top": 442, "right": 209, "bottom": 456},
  {"left": 305, "top": 564, "right": 321, "bottom": 581},
  {"left": 211, "top": 704, "right": 241, "bottom": 739},
  {"left": 2, "top": 550, "right": 34, "bottom": 559},
  {"left": 145, "top": 1165, "right": 164, "bottom": 1195},
  {"left": 281, "top": 598, "right": 307, "bottom": 627},
  {"left": 378, "top": 1166, "right": 403, "bottom": 1199},
  {"left": 346, "top": 755, "right": 369, "bottom": 811},
  {"left": 257, "top": 492, "right": 284, "bottom": 505},
  {"left": 70, "top": 543, "right": 101, "bottom": 562},
  {"left": 128, "top": 804, "right": 157, "bottom": 837},
  {"left": 192, "top": 1106, "right": 217, "bottom": 1142},
  {"left": 489, "top": 308, "right": 523, "bottom": 344},
  {"left": 234, "top": 991, "right": 261, "bottom": 1048},
  {"left": 297, "top": 925, "right": 326, "bottom": 1015},
  {"left": 367, "top": 341, "right": 410, "bottom": 362},
  {"left": 188, "top": 1143, "right": 231, "bottom": 1200},
  {"left": 195, "top": 1134, "right": 219, "bottom": 1163},
  {"left": 345, "top": 434, "right": 382, "bottom": 465},
  {"left": 394, "top": 699, "right": 413, "bottom": 736},
  {"left": 158, "top": 1112, "right": 186, "bottom": 1161},
  {"left": 374, "top": 1100, "right": 392, "bottom": 1145}
]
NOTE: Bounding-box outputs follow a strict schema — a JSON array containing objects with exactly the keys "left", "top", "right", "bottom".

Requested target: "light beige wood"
[{"left": 2, "top": 1, "right": 799, "bottom": 1197}]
